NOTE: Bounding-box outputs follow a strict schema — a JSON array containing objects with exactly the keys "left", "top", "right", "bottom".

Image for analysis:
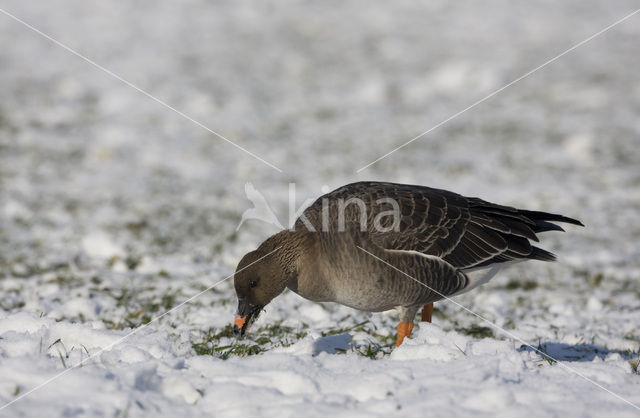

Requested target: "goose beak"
[
  {"left": 233, "top": 299, "right": 262, "bottom": 337},
  {"left": 234, "top": 315, "right": 247, "bottom": 332}
]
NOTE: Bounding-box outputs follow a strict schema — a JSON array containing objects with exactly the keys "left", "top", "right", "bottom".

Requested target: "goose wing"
[{"left": 297, "top": 181, "right": 582, "bottom": 269}]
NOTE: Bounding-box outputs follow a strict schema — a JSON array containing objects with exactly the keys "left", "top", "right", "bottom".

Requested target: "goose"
[{"left": 233, "top": 181, "right": 582, "bottom": 347}]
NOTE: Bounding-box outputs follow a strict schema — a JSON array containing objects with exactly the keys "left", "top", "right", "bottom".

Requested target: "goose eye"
[{"left": 249, "top": 280, "right": 258, "bottom": 288}]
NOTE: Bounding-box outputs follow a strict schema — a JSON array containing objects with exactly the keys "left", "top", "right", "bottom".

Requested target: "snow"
[
  {"left": 82, "top": 231, "right": 126, "bottom": 260},
  {"left": 1, "top": 0, "right": 640, "bottom": 416}
]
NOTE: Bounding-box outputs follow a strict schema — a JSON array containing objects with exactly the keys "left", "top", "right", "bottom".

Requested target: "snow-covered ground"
[{"left": 1, "top": 0, "right": 640, "bottom": 416}]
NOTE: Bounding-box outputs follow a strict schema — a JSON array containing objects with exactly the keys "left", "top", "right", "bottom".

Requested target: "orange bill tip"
[{"left": 234, "top": 315, "right": 247, "bottom": 329}]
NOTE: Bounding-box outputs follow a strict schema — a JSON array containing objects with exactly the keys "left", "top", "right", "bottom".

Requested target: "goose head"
[{"left": 232, "top": 246, "right": 289, "bottom": 337}]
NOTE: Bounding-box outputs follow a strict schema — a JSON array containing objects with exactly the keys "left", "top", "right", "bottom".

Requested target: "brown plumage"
[{"left": 233, "top": 182, "right": 583, "bottom": 345}]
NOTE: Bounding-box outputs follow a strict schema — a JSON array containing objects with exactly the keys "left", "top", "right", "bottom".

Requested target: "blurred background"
[{"left": 0, "top": 0, "right": 639, "bottom": 344}]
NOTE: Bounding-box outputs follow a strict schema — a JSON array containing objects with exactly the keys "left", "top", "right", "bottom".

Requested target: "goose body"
[
  {"left": 285, "top": 230, "right": 467, "bottom": 312},
  {"left": 233, "top": 182, "right": 583, "bottom": 346}
]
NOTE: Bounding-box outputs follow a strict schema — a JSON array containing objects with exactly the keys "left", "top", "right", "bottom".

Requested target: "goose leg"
[
  {"left": 421, "top": 303, "right": 434, "bottom": 322},
  {"left": 396, "top": 322, "right": 414, "bottom": 347},
  {"left": 395, "top": 306, "right": 419, "bottom": 347}
]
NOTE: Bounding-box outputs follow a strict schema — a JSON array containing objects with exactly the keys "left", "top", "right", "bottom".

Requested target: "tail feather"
[
  {"left": 531, "top": 220, "right": 565, "bottom": 233},
  {"left": 530, "top": 246, "right": 557, "bottom": 262},
  {"left": 519, "top": 209, "right": 584, "bottom": 227}
]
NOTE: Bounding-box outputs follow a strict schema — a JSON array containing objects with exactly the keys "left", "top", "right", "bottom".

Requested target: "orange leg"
[
  {"left": 395, "top": 321, "right": 415, "bottom": 347},
  {"left": 421, "top": 303, "right": 434, "bottom": 323}
]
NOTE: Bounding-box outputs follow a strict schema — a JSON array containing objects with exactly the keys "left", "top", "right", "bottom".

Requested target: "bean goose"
[{"left": 233, "top": 182, "right": 582, "bottom": 346}]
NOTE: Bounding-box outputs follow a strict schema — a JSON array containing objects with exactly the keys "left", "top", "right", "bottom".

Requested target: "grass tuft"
[
  {"left": 504, "top": 280, "right": 538, "bottom": 291},
  {"left": 191, "top": 322, "right": 308, "bottom": 359},
  {"left": 589, "top": 273, "right": 604, "bottom": 287},
  {"left": 351, "top": 341, "right": 393, "bottom": 359},
  {"left": 456, "top": 324, "right": 494, "bottom": 339},
  {"left": 321, "top": 320, "right": 369, "bottom": 337}
]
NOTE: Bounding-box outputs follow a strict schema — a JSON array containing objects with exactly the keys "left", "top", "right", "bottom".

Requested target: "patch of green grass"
[
  {"left": 351, "top": 341, "right": 394, "bottom": 359},
  {"left": 369, "top": 331, "right": 396, "bottom": 347},
  {"left": 46, "top": 274, "right": 85, "bottom": 288},
  {"left": 0, "top": 293, "right": 25, "bottom": 311},
  {"left": 504, "top": 280, "right": 538, "bottom": 291},
  {"left": 572, "top": 269, "right": 607, "bottom": 289},
  {"left": 260, "top": 322, "right": 308, "bottom": 340},
  {"left": 321, "top": 320, "right": 369, "bottom": 337},
  {"left": 192, "top": 325, "right": 236, "bottom": 355},
  {"left": 456, "top": 324, "right": 494, "bottom": 339},
  {"left": 215, "top": 344, "right": 265, "bottom": 360},
  {"left": 124, "top": 220, "right": 148, "bottom": 237},
  {"left": 589, "top": 273, "right": 604, "bottom": 287},
  {"left": 629, "top": 359, "right": 639, "bottom": 374},
  {"left": 503, "top": 319, "right": 516, "bottom": 330},
  {"left": 106, "top": 255, "right": 142, "bottom": 270},
  {"left": 125, "top": 256, "right": 142, "bottom": 271},
  {"left": 93, "top": 286, "right": 185, "bottom": 329},
  {"left": 191, "top": 322, "right": 308, "bottom": 359},
  {"left": 48, "top": 338, "right": 70, "bottom": 368},
  {"left": 322, "top": 321, "right": 398, "bottom": 359},
  {"left": 533, "top": 341, "right": 557, "bottom": 366}
]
